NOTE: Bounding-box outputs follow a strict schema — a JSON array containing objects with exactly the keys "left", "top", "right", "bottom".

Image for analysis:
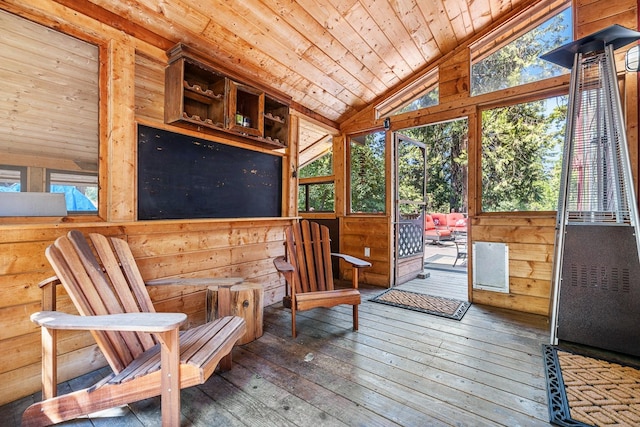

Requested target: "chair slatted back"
[
  {"left": 285, "top": 220, "right": 334, "bottom": 294},
  {"left": 45, "top": 230, "right": 157, "bottom": 373}
]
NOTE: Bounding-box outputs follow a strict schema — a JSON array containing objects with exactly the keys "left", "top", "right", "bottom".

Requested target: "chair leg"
[
  {"left": 291, "top": 304, "right": 297, "bottom": 338},
  {"left": 353, "top": 304, "right": 359, "bottom": 331}
]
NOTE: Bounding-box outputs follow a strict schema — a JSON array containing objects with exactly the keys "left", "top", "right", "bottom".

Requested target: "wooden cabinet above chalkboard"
[{"left": 165, "top": 44, "right": 290, "bottom": 148}]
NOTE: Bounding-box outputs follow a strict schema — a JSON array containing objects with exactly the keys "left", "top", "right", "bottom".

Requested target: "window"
[
  {"left": 298, "top": 153, "right": 334, "bottom": 212},
  {"left": 392, "top": 85, "right": 439, "bottom": 116},
  {"left": 0, "top": 166, "right": 26, "bottom": 192},
  {"left": 0, "top": 10, "right": 99, "bottom": 216},
  {"left": 48, "top": 170, "right": 98, "bottom": 213},
  {"left": 349, "top": 131, "right": 386, "bottom": 214},
  {"left": 376, "top": 68, "right": 438, "bottom": 118},
  {"left": 471, "top": 3, "right": 572, "bottom": 96},
  {"left": 481, "top": 95, "right": 567, "bottom": 212}
]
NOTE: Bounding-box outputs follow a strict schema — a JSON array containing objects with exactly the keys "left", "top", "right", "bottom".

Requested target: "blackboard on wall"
[{"left": 138, "top": 125, "right": 282, "bottom": 219}]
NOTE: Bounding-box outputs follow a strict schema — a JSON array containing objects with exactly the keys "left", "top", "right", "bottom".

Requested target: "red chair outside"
[
  {"left": 425, "top": 214, "right": 453, "bottom": 244},
  {"left": 446, "top": 212, "right": 467, "bottom": 234}
]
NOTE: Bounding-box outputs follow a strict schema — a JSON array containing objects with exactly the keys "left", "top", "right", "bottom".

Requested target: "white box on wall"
[
  {"left": 472, "top": 242, "right": 509, "bottom": 293},
  {"left": 0, "top": 192, "right": 67, "bottom": 216}
]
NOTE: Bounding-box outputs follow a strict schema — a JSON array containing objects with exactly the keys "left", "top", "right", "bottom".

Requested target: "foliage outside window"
[
  {"left": 401, "top": 119, "right": 468, "bottom": 214},
  {"left": 298, "top": 153, "right": 334, "bottom": 212},
  {"left": 396, "top": 138, "right": 426, "bottom": 220},
  {"left": 392, "top": 86, "right": 438, "bottom": 116},
  {"left": 481, "top": 95, "right": 567, "bottom": 212},
  {"left": 350, "top": 131, "right": 386, "bottom": 214},
  {"left": 376, "top": 68, "right": 438, "bottom": 118},
  {"left": 471, "top": 7, "right": 572, "bottom": 96}
]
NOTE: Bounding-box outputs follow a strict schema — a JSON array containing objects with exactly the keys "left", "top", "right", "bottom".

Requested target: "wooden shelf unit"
[{"left": 165, "top": 44, "right": 289, "bottom": 148}]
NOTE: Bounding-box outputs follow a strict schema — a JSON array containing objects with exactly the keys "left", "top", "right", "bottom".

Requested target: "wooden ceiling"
[{"left": 65, "top": 0, "right": 534, "bottom": 126}]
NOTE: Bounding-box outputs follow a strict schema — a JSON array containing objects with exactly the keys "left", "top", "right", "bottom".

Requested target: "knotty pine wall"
[
  {"left": 340, "top": 0, "right": 638, "bottom": 316},
  {"left": 0, "top": 0, "right": 295, "bottom": 406}
]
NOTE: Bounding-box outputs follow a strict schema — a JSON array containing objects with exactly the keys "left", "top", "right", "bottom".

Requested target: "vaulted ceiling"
[{"left": 62, "top": 0, "right": 534, "bottom": 126}]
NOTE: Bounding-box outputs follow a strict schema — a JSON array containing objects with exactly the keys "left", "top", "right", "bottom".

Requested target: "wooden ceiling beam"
[{"left": 53, "top": 0, "right": 174, "bottom": 50}]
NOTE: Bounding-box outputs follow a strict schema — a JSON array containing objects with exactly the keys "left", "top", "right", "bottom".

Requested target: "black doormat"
[
  {"left": 370, "top": 289, "right": 470, "bottom": 320},
  {"left": 543, "top": 344, "right": 640, "bottom": 426}
]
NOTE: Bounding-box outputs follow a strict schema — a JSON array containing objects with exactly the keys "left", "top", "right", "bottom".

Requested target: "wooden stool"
[{"left": 207, "top": 281, "right": 263, "bottom": 345}]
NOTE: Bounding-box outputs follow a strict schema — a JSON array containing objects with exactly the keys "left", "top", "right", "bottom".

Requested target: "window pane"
[
  {"left": 299, "top": 153, "right": 332, "bottom": 177},
  {"left": 481, "top": 96, "right": 567, "bottom": 212},
  {"left": 49, "top": 171, "right": 98, "bottom": 213},
  {"left": 298, "top": 153, "right": 335, "bottom": 213},
  {"left": 298, "top": 183, "right": 335, "bottom": 212},
  {"left": 0, "top": 166, "right": 25, "bottom": 192},
  {"left": 350, "top": 131, "right": 386, "bottom": 213},
  {"left": 471, "top": 8, "right": 572, "bottom": 96},
  {"left": 392, "top": 86, "right": 439, "bottom": 116}
]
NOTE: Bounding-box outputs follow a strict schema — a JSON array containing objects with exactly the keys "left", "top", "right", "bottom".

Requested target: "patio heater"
[{"left": 543, "top": 25, "right": 640, "bottom": 357}]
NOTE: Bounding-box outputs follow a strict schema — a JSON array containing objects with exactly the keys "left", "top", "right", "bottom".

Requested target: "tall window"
[
  {"left": 298, "top": 153, "right": 334, "bottom": 212},
  {"left": 349, "top": 131, "right": 386, "bottom": 214},
  {"left": 471, "top": 4, "right": 572, "bottom": 96},
  {"left": 481, "top": 95, "right": 567, "bottom": 212}
]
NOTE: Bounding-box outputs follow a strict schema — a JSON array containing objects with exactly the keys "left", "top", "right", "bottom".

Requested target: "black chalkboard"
[{"left": 138, "top": 125, "right": 282, "bottom": 219}]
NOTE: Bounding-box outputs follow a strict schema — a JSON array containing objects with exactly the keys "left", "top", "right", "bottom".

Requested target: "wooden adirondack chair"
[
  {"left": 273, "top": 220, "right": 371, "bottom": 337},
  {"left": 22, "top": 230, "right": 246, "bottom": 427}
]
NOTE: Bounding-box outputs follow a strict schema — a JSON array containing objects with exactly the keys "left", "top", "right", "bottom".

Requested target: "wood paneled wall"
[{"left": 0, "top": 220, "right": 289, "bottom": 406}]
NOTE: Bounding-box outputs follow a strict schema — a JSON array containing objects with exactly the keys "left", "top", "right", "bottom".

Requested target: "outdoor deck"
[{"left": 1, "top": 263, "right": 553, "bottom": 426}]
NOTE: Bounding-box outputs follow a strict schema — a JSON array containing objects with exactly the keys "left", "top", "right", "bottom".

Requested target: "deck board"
[{"left": 1, "top": 270, "right": 553, "bottom": 426}]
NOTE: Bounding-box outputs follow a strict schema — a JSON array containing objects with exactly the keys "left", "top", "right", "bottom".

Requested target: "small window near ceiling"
[
  {"left": 349, "top": 131, "right": 386, "bottom": 214},
  {"left": 48, "top": 170, "right": 98, "bottom": 213},
  {"left": 298, "top": 153, "right": 335, "bottom": 213},
  {"left": 376, "top": 68, "right": 438, "bottom": 118},
  {"left": 470, "top": 2, "right": 572, "bottom": 96}
]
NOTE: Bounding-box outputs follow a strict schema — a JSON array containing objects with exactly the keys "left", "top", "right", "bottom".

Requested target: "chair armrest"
[
  {"left": 38, "top": 276, "right": 61, "bottom": 288},
  {"left": 145, "top": 277, "right": 244, "bottom": 287},
  {"left": 331, "top": 253, "right": 372, "bottom": 268},
  {"left": 274, "top": 256, "right": 295, "bottom": 273},
  {"left": 31, "top": 311, "right": 187, "bottom": 332}
]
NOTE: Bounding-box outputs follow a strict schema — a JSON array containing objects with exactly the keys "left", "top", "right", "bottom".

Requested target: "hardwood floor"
[{"left": 2, "top": 270, "right": 553, "bottom": 426}]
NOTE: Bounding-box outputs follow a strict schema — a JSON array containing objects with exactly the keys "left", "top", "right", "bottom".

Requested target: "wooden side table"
[{"left": 207, "top": 281, "right": 264, "bottom": 345}]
